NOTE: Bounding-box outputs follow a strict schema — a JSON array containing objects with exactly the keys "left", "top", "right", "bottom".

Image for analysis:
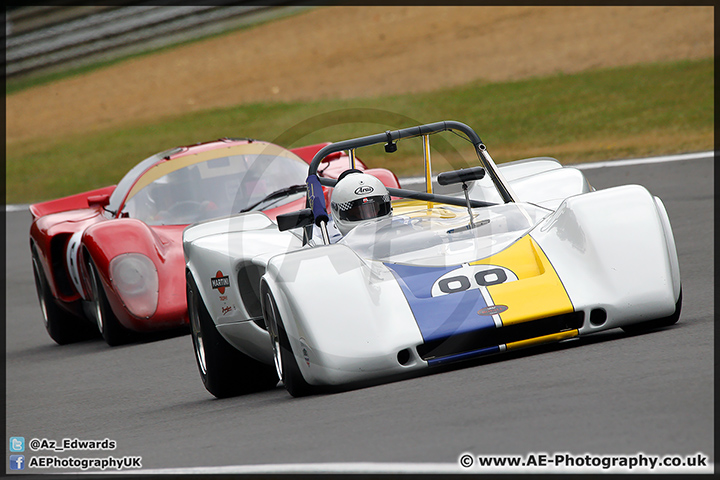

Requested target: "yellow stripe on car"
[
  {"left": 471, "top": 236, "right": 574, "bottom": 325},
  {"left": 505, "top": 329, "right": 578, "bottom": 351}
]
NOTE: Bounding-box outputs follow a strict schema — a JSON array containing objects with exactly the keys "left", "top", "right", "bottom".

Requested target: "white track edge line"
[
  {"left": 6, "top": 151, "right": 714, "bottom": 212},
  {"left": 400, "top": 150, "right": 714, "bottom": 184}
]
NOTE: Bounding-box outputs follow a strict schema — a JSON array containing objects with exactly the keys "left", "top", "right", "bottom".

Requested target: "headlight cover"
[{"left": 109, "top": 253, "right": 159, "bottom": 319}]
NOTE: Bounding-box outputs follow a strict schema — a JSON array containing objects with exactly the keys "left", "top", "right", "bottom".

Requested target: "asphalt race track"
[{"left": 5, "top": 155, "right": 714, "bottom": 474}]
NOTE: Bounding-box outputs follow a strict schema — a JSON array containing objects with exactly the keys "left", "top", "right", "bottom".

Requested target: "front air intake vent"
[
  {"left": 237, "top": 264, "right": 264, "bottom": 321},
  {"left": 417, "top": 311, "right": 584, "bottom": 361}
]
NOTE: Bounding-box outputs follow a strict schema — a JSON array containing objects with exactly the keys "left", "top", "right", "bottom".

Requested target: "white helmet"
[{"left": 330, "top": 170, "right": 392, "bottom": 235}]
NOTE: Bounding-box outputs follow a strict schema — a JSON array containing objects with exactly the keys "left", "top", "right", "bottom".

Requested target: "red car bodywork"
[{"left": 30, "top": 138, "right": 400, "bottom": 344}]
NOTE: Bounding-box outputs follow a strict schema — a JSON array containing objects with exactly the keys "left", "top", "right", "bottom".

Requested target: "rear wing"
[
  {"left": 290, "top": 143, "right": 344, "bottom": 165},
  {"left": 29, "top": 185, "right": 115, "bottom": 219}
]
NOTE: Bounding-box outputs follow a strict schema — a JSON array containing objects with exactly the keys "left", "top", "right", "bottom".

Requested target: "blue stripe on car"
[
  {"left": 426, "top": 345, "right": 500, "bottom": 366},
  {"left": 384, "top": 263, "right": 496, "bottom": 342}
]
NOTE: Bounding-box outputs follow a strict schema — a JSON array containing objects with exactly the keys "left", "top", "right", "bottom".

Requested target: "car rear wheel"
[
  {"left": 261, "top": 282, "right": 315, "bottom": 398},
  {"left": 31, "top": 246, "right": 95, "bottom": 345},
  {"left": 186, "top": 272, "right": 277, "bottom": 398},
  {"left": 622, "top": 288, "right": 682, "bottom": 334},
  {"left": 87, "top": 260, "right": 133, "bottom": 346}
]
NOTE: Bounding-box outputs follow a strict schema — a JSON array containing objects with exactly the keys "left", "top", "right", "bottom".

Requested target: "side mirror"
[
  {"left": 438, "top": 166, "right": 487, "bottom": 230},
  {"left": 437, "top": 166, "right": 485, "bottom": 186},
  {"left": 277, "top": 208, "right": 314, "bottom": 232},
  {"left": 87, "top": 193, "right": 111, "bottom": 207}
]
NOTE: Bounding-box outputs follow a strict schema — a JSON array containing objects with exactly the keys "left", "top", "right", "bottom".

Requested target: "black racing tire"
[
  {"left": 87, "top": 259, "right": 134, "bottom": 346},
  {"left": 31, "top": 246, "right": 96, "bottom": 345},
  {"left": 187, "top": 272, "right": 277, "bottom": 398},
  {"left": 622, "top": 288, "right": 682, "bottom": 334},
  {"left": 261, "top": 282, "right": 315, "bottom": 398}
]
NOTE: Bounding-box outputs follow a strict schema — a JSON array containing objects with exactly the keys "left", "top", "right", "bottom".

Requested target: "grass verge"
[{"left": 7, "top": 57, "right": 713, "bottom": 204}]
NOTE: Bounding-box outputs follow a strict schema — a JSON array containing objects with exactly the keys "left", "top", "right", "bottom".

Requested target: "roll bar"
[
  {"left": 284, "top": 121, "right": 518, "bottom": 244},
  {"left": 308, "top": 120, "right": 515, "bottom": 204},
  {"left": 308, "top": 121, "right": 481, "bottom": 175}
]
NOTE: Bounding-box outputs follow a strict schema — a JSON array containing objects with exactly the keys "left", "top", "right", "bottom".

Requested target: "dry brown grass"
[{"left": 6, "top": 6, "right": 713, "bottom": 148}]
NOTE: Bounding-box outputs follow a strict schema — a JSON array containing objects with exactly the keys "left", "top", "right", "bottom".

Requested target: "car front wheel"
[
  {"left": 187, "top": 272, "right": 277, "bottom": 398},
  {"left": 261, "top": 281, "right": 315, "bottom": 398},
  {"left": 31, "top": 246, "right": 95, "bottom": 344},
  {"left": 87, "top": 259, "right": 133, "bottom": 346}
]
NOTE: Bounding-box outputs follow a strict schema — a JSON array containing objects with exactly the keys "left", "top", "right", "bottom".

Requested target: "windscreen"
[
  {"left": 120, "top": 153, "right": 307, "bottom": 225},
  {"left": 339, "top": 203, "right": 551, "bottom": 267}
]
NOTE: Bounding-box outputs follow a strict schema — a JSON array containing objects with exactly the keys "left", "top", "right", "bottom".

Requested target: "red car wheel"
[
  {"left": 31, "top": 246, "right": 95, "bottom": 345},
  {"left": 87, "top": 259, "right": 133, "bottom": 346}
]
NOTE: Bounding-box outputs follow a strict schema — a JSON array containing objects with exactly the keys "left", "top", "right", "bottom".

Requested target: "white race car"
[{"left": 184, "top": 121, "right": 681, "bottom": 398}]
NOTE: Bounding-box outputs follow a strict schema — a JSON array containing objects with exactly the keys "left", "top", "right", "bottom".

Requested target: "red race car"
[{"left": 30, "top": 138, "right": 400, "bottom": 346}]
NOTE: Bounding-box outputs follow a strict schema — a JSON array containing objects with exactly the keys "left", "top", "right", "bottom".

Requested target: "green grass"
[{"left": 7, "top": 57, "right": 713, "bottom": 204}]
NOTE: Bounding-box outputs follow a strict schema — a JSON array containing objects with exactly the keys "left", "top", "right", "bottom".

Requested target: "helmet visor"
[{"left": 335, "top": 195, "right": 391, "bottom": 222}]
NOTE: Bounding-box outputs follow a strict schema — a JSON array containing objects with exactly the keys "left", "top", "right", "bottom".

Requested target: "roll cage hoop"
[{"left": 277, "top": 121, "right": 517, "bottom": 245}]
